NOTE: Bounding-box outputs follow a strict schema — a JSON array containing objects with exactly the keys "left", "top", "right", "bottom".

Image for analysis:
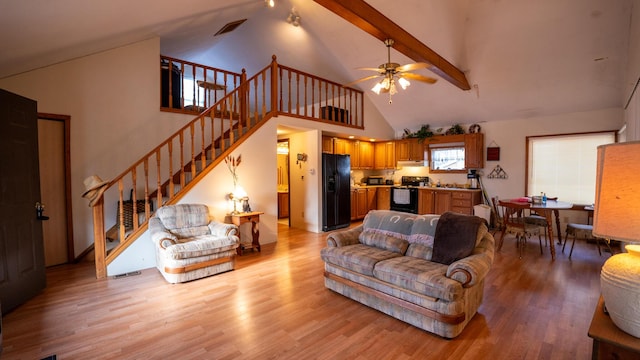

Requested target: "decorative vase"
[{"left": 601, "top": 244, "right": 640, "bottom": 338}]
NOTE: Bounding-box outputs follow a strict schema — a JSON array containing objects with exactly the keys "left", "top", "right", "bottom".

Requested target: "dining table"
[{"left": 507, "top": 198, "right": 573, "bottom": 260}]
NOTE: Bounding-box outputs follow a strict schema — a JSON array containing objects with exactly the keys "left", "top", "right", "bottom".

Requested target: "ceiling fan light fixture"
[
  {"left": 371, "top": 82, "right": 383, "bottom": 94},
  {"left": 398, "top": 77, "right": 410, "bottom": 90}
]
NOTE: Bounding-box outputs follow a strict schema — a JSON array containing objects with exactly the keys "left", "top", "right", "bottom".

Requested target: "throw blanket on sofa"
[{"left": 432, "top": 212, "right": 486, "bottom": 265}]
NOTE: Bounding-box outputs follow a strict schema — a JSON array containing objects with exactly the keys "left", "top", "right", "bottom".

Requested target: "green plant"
[
  {"left": 445, "top": 124, "right": 465, "bottom": 135},
  {"left": 403, "top": 124, "right": 434, "bottom": 142}
]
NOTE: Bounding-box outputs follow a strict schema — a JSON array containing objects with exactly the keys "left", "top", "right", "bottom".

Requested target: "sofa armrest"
[
  {"left": 326, "top": 225, "right": 363, "bottom": 247},
  {"left": 446, "top": 232, "right": 495, "bottom": 287},
  {"left": 209, "top": 221, "right": 239, "bottom": 237},
  {"left": 149, "top": 217, "right": 178, "bottom": 249}
]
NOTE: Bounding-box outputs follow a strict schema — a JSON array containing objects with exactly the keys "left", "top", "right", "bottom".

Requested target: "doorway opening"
[{"left": 277, "top": 139, "right": 290, "bottom": 226}]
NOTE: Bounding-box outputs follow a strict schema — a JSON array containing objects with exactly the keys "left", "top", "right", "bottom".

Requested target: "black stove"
[{"left": 390, "top": 176, "right": 429, "bottom": 213}]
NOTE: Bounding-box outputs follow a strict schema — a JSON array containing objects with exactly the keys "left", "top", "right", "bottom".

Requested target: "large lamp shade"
[
  {"left": 593, "top": 141, "right": 640, "bottom": 241},
  {"left": 594, "top": 140, "right": 640, "bottom": 338}
]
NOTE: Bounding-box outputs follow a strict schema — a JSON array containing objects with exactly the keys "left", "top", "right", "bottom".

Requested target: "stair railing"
[{"left": 90, "top": 56, "right": 363, "bottom": 278}]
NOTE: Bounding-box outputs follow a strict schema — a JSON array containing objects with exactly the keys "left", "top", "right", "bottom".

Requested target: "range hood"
[{"left": 397, "top": 160, "right": 428, "bottom": 167}]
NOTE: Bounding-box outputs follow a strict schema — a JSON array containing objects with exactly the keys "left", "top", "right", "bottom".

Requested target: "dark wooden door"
[{"left": 0, "top": 88, "right": 46, "bottom": 314}]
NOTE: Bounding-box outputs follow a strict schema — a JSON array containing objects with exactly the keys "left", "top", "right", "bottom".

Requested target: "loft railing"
[
  {"left": 90, "top": 56, "right": 364, "bottom": 279},
  {"left": 160, "top": 55, "right": 242, "bottom": 113}
]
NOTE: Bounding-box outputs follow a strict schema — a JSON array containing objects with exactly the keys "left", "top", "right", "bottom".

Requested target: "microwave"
[{"left": 367, "top": 176, "right": 384, "bottom": 185}]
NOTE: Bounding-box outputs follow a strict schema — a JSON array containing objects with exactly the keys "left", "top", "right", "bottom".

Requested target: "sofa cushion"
[
  {"left": 432, "top": 212, "right": 485, "bottom": 265},
  {"left": 163, "top": 234, "right": 239, "bottom": 259},
  {"left": 155, "top": 204, "right": 210, "bottom": 230},
  {"left": 405, "top": 243, "right": 433, "bottom": 261},
  {"left": 408, "top": 214, "right": 440, "bottom": 246},
  {"left": 373, "top": 256, "right": 463, "bottom": 301},
  {"left": 321, "top": 244, "right": 402, "bottom": 276},
  {"left": 359, "top": 229, "right": 409, "bottom": 254},
  {"left": 362, "top": 210, "right": 416, "bottom": 240}
]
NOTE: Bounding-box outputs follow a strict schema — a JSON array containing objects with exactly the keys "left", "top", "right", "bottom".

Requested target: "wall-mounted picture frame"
[{"left": 487, "top": 141, "right": 500, "bottom": 161}]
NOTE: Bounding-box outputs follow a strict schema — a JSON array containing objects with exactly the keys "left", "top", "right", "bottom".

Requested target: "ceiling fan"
[{"left": 344, "top": 39, "right": 437, "bottom": 103}]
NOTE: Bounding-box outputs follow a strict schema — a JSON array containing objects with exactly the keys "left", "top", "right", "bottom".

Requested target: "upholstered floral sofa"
[
  {"left": 149, "top": 204, "right": 240, "bottom": 283},
  {"left": 320, "top": 210, "right": 495, "bottom": 338}
]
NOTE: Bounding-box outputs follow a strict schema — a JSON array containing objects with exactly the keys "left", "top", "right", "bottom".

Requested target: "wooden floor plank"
[{"left": 1, "top": 223, "right": 612, "bottom": 359}]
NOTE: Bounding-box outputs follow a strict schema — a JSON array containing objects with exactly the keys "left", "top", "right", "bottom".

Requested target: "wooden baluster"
[
  {"left": 167, "top": 141, "right": 174, "bottom": 197},
  {"left": 178, "top": 132, "right": 184, "bottom": 189},
  {"left": 200, "top": 117, "right": 206, "bottom": 171},
  {"left": 118, "top": 180, "right": 125, "bottom": 242},
  {"left": 144, "top": 159, "right": 150, "bottom": 217},
  {"left": 261, "top": 74, "right": 266, "bottom": 118},
  {"left": 271, "top": 55, "right": 279, "bottom": 113},
  {"left": 311, "top": 78, "right": 316, "bottom": 118},
  {"left": 239, "top": 69, "right": 247, "bottom": 133},
  {"left": 287, "top": 69, "right": 292, "bottom": 114},
  {"left": 156, "top": 149, "right": 162, "bottom": 207},
  {"left": 190, "top": 123, "right": 196, "bottom": 177},
  {"left": 131, "top": 169, "right": 138, "bottom": 231},
  {"left": 303, "top": 75, "right": 308, "bottom": 117}
]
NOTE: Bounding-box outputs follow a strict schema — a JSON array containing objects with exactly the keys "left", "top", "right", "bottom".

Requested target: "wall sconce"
[
  {"left": 287, "top": 8, "right": 301, "bottom": 27},
  {"left": 265, "top": 0, "right": 275, "bottom": 8}
]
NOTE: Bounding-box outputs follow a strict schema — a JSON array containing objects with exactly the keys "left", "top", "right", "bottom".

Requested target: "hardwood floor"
[{"left": 2, "top": 224, "right": 612, "bottom": 359}]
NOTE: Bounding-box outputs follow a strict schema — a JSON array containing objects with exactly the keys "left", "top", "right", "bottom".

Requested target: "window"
[
  {"left": 182, "top": 78, "right": 206, "bottom": 109},
  {"left": 429, "top": 143, "right": 465, "bottom": 172},
  {"left": 527, "top": 131, "right": 616, "bottom": 204}
]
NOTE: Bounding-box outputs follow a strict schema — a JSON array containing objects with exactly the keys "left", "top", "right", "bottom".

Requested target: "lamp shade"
[{"left": 592, "top": 141, "right": 640, "bottom": 242}]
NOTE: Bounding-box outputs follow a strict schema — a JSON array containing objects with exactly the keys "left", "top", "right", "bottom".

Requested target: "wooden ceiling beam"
[{"left": 313, "top": 0, "right": 471, "bottom": 91}]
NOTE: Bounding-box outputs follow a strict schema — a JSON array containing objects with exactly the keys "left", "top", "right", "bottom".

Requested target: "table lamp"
[{"left": 593, "top": 140, "right": 640, "bottom": 337}]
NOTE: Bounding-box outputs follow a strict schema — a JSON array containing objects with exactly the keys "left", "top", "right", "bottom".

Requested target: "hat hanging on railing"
[{"left": 82, "top": 175, "right": 110, "bottom": 207}]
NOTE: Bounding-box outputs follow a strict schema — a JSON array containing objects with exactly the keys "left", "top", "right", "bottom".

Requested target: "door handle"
[{"left": 36, "top": 202, "right": 49, "bottom": 220}]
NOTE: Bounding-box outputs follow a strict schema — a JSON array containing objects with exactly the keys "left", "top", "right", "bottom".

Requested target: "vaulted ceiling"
[{"left": 0, "top": 0, "right": 633, "bottom": 132}]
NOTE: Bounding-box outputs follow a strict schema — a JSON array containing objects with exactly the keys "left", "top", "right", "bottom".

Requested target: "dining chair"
[
  {"left": 524, "top": 196, "right": 557, "bottom": 247},
  {"left": 562, "top": 210, "right": 613, "bottom": 259},
  {"left": 497, "top": 200, "right": 544, "bottom": 258},
  {"left": 490, "top": 197, "right": 505, "bottom": 238}
]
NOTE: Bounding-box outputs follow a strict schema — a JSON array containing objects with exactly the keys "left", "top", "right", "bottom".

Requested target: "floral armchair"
[{"left": 149, "top": 204, "right": 239, "bottom": 283}]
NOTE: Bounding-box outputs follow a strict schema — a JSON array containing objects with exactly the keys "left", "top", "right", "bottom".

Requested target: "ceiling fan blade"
[
  {"left": 395, "top": 62, "right": 431, "bottom": 73},
  {"left": 399, "top": 72, "right": 438, "bottom": 84},
  {"left": 343, "top": 74, "right": 382, "bottom": 87}
]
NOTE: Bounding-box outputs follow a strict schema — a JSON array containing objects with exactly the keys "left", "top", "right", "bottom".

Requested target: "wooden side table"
[
  {"left": 228, "top": 211, "right": 264, "bottom": 255},
  {"left": 588, "top": 296, "right": 640, "bottom": 359}
]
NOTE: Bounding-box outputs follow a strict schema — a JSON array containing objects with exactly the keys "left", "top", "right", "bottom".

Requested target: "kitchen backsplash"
[{"left": 351, "top": 167, "right": 474, "bottom": 187}]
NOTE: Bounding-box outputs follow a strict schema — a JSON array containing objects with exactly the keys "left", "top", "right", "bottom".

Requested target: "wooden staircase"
[{"left": 90, "top": 56, "right": 365, "bottom": 279}]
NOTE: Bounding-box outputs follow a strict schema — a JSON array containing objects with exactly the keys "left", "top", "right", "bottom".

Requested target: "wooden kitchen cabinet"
[
  {"left": 334, "top": 138, "right": 350, "bottom": 155},
  {"left": 356, "top": 141, "right": 374, "bottom": 169},
  {"left": 356, "top": 188, "right": 368, "bottom": 219},
  {"left": 464, "top": 133, "right": 484, "bottom": 169},
  {"left": 277, "top": 192, "right": 289, "bottom": 218},
  {"left": 418, "top": 189, "right": 435, "bottom": 214},
  {"left": 396, "top": 138, "right": 425, "bottom": 161},
  {"left": 374, "top": 141, "right": 396, "bottom": 169},
  {"left": 377, "top": 187, "right": 391, "bottom": 210},
  {"left": 451, "top": 191, "right": 482, "bottom": 215},
  {"left": 351, "top": 187, "right": 378, "bottom": 220},
  {"left": 322, "top": 136, "right": 333, "bottom": 154},
  {"left": 366, "top": 187, "right": 377, "bottom": 212},
  {"left": 350, "top": 189, "right": 357, "bottom": 220},
  {"left": 434, "top": 191, "right": 452, "bottom": 215}
]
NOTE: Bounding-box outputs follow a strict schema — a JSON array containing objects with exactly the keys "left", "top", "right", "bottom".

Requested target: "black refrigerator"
[{"left": 322, "top": 153, "right": 351, "bottom": 231}]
